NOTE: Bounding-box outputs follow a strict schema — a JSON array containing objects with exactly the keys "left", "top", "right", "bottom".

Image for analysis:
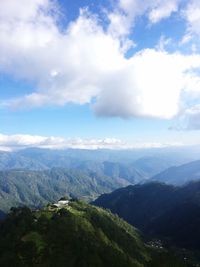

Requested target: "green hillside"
[
  {"left": 0, "top": 201, "right": 186, "bottom": 267},
  {"left": 0, "top": 201, "right": 148, "bottom": 267}
]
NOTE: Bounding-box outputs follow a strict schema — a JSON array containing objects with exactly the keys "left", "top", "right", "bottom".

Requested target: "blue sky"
[{"left": 0, "top": 0, "right": 200, "bottom": 150}]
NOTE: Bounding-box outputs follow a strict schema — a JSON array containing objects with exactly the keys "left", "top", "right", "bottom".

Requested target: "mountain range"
[
  {"left": 1, "top": 148, "right": 200, "bottom": 213},
  {"left": 0, "top": 147, "right": 194, "bottom": 174},
  {"left": 0, "top": 168, "right": 129, "bottom": 212}
]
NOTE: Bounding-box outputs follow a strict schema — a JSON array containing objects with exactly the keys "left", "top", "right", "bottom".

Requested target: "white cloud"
[
  {"left": 171, "top": 105, "right": 200, "bottom": 130},
  {"left": 0, "top": 133, "right": 124, "bottom": 150},
  {"left": 1, "top": 0, "right": 200, "bottom": 124},
  {"left": 183, "top": 0, "right": 200, "bottom": 36},
  {"left": 108, "top": 0, "right": 181, "bottom": 37},
  {"left": 0, "top": 5, "right": 124, "bottom": 108},
  {"left": 0, "top": 0, "right": 52, "bottom": 21},
  {"left": 185, "top": 105, "right": 200, "bottom": 129},
  {"left": 0, "top": 133, "right": 183, "bottom": 151},
  {"left": 93, "top": 49, "right": 200, "bottom": 119},
  {"left": 148, "top": 0, "right": 180, "bottom": 23},
  {"left": 156, "top": 35, "right": 172, "bottom": 51}
]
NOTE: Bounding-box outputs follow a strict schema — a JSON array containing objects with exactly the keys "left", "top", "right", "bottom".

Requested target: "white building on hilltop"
[{"left": 52, "top": 200, "right": 69, "bottom": 208}]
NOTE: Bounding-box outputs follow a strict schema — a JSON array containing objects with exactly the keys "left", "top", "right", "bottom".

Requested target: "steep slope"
[
  {"left": 93, "top": 181, "right": 200, "bottom": 251},
  {"left": 94, "top": 183, "right": 177, "bottom": 230},
  {"left": 0, "top": 201, "right": 186, "bottom": 267},
  {"left": 151, "top": 160, "right": 200, "bottom": 185},
  {"left": 0, "top": 202, "right": 147, "bottom": 267},
  {"left": 75, "top": 161, "right": 145, "bottom": 184},
  {"left": 0, "top": 168, "right": 127, "bottom": 212}
]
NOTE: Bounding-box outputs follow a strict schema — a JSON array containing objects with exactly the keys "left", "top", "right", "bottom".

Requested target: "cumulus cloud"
[
  {"left": 0, "top": 5, "right": 124, "bottom": 108},
  {"left": 1, "top": 0, "right": 200, "bottom": 123},
  {"left": 0, "top": 133, "right": 182, "bottom": 151},
  {"left": 93, "top": 49, "right": 200, "bottom": 119}
]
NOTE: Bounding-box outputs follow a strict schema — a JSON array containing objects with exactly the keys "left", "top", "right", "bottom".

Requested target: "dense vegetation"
[
  {"left": 1, "top": 202, "right": 143, "bottom": 267},
  {"left": 94, "top": 181, "right": 200, "bottom": 252},
  {"left": 0, "top": 201, "right": 187, "bottom": 267}
]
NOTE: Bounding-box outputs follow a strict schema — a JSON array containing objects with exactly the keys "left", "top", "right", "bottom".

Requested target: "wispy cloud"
[
  {"left": 183, "top": 0, "right": 200, "bottom": 37},
  {"left": 108, "top": 0, "right": 181, "bottom": 38}
]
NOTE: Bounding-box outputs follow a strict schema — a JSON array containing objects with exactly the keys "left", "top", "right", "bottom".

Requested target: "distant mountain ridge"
[
  {"left": 151, "top": 160, "right": 200, "bottom": 185},
  {"left": 0, "top": 147, "right": 193, "bottom": 183}
]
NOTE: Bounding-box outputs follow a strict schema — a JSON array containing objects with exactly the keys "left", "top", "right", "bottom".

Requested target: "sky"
[{"left": 1, "top": 0, "right": 200, "bottom": 150}]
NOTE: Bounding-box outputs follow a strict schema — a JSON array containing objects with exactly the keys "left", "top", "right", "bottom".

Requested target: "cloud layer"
[
  {"left": 1, "top": 0, "right": 200, "bottom": 125},
  {"left": 0, "top": 133, "right": 182, "bottom": 151}
]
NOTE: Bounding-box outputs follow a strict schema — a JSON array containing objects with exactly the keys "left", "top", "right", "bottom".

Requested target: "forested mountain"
[
  {"left": 0, "top": 201, "right": 186, "bottom": 267},
  {"left": 93, "top": 181, "right": 200, "bottom": 252},
  {"left": 151, "top": 160, "right": 200, "bottom": 185},
  {"left": 0, "top": 168, "right": 129, "bottom": 212},
  {"left": 1, "top": 149, "right": 200, "bottom": 214},
  {"left": 0, "top": 148, "right": 187, "bottom": 214}
]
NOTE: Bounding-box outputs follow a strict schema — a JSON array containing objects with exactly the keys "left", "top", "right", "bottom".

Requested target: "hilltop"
[{"left": 0, "top": 200, "right": 185, "bottom": 267}]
